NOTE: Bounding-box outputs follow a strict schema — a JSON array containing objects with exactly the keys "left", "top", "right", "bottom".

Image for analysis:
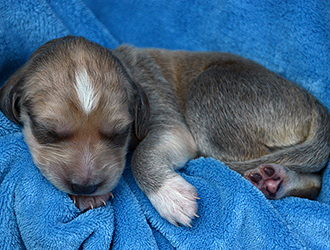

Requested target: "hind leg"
[
  {"left": 185, "top": 65, "right": 325, "bottom": 200},
  {"left": 244, "top": 164, "right": 322, "bottom": 199}
]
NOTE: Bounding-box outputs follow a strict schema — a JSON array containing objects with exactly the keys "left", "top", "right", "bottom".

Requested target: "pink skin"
[
  {"left": 244, "top": 164, "right": 287, "bottom": 199},
  {"left": 69, "top": 192, "right": 114, "bottom": 212}
]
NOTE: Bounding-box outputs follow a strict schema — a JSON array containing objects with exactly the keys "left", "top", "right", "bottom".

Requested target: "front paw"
[
  {"left": 147, "top": 174, "right": 199, "bottom": 227},
  {"left": 69, "top": 192, "right": 114, "bottom": 212}
]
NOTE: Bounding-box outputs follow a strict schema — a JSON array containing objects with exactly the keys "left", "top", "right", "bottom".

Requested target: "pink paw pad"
[{"left": 244, "top": 164, "right": 286, "bottom": 199}]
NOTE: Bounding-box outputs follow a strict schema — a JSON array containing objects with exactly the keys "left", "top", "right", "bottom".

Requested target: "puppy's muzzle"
[{"left": 71, "top": 183, "right": 98, "bottom": 195}]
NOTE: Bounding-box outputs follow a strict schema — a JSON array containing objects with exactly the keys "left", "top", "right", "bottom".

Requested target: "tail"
[{"left": 226, "top": 101, "right": 330, "bottom": 175}]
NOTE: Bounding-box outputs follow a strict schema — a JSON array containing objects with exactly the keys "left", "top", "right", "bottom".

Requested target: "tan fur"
[{"left": 1, "top": 36, "right": 329, "bottom": 227}]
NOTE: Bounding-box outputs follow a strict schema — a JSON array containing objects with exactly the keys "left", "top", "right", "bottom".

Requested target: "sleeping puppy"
[{"left": 1, "top": 36, "right": 330, "bottom": 227}]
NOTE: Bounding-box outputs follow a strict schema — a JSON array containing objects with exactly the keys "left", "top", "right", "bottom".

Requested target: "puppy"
[{"left": 1, "top": 36, "right": 329, "bottom": 227}]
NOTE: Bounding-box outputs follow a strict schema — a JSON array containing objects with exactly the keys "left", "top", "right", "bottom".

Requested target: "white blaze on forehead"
[{"left": 75, "top": 68, "right": 99, "bottom": 114}]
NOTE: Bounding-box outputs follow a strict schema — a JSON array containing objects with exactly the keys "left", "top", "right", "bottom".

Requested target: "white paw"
[
  {"left": 147, "top": 174, "right": 199, "bottom": 227},
  {"left": 69, "top": 192, "right": 114, "bottom": 212}
]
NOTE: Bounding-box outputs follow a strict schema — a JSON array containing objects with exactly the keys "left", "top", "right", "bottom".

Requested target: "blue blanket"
[{"left": 1, "top": 0, "right": 330, "bottom": 249}]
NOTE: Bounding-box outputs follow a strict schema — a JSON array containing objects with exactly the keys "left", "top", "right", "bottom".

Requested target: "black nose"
[{"left": 72, "top": 184, "right": 98, "bottom": 195}]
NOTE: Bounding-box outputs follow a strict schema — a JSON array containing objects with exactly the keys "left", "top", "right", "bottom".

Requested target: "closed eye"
[
  {"left": 33, "top": 125, "right": 74, "bottom": 144},
  {"left": 28, "top": 114, "right": 74, "bottom": 144},
  {"left": 100, "top": 125, "right": 131, "bottom": 147}
]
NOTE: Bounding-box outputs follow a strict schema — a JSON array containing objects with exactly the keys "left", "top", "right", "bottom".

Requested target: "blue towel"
[{"left": 1, "top": 0, "right": 330, "bottom": 249}]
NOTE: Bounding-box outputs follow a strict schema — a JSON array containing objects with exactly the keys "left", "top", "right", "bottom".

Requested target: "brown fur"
[{"left": 1, "top": 36, "right": 329, "bottom": 227}]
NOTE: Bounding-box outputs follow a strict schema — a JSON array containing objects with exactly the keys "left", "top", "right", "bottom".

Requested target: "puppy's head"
[{"left": 0, "top": 36, "right": 149, "bottom": 196}]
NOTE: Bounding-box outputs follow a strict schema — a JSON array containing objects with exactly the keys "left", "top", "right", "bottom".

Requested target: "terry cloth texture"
[{"left": 0, "top": 0, "right": 330, "bottom": 249}]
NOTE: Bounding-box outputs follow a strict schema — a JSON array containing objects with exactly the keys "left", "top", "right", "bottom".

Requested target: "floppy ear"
[
  {"left": 129, "top": 79, "right": 150, "bottom": 140},
  {"left": 110, "top": 49, "right": 150, "bottom": 140},
  {"left": 0, "top": 35, "right": 78, "bottom": 124},
  {"left": 0, "top": 66, "right": 27, "bottom": 124}
]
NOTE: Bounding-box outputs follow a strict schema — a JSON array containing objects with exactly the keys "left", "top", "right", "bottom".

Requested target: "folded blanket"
[{"left": 1, "top": 0, "right": 330, "bottom": 249}]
